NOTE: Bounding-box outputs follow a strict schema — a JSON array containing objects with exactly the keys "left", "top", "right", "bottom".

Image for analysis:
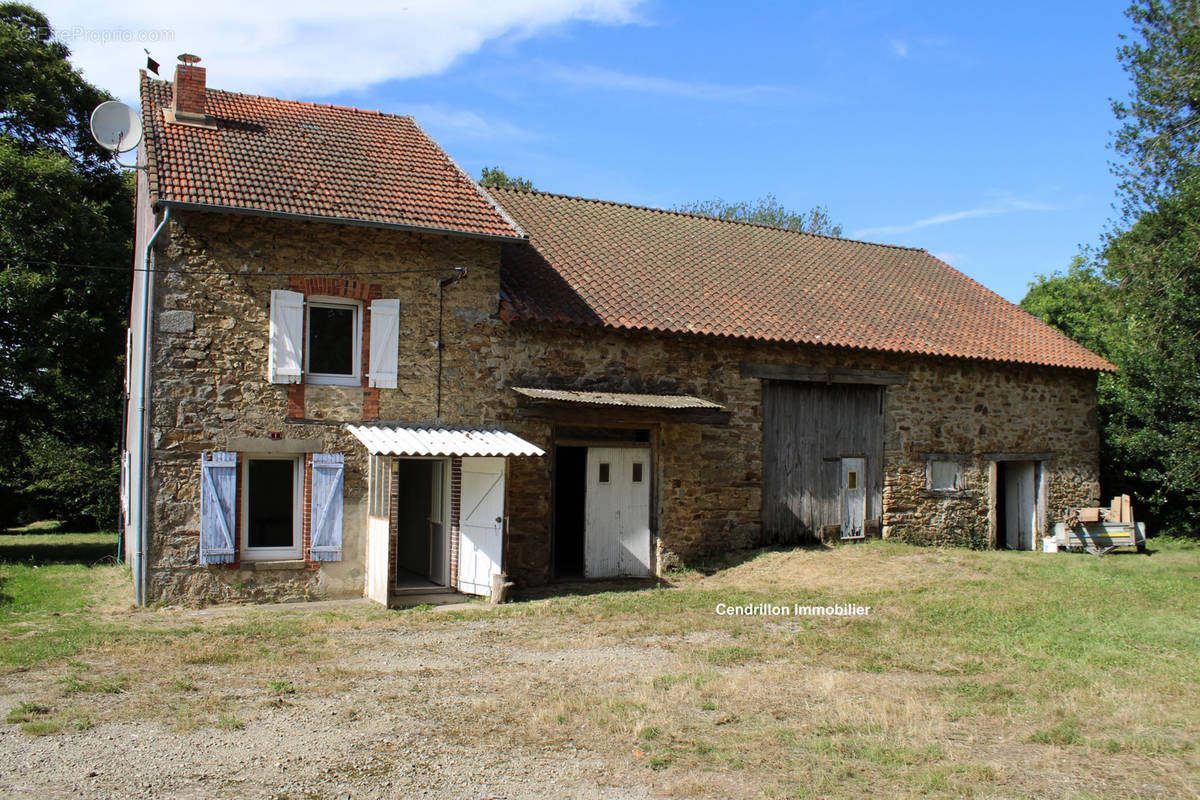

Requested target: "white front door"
[
  {"left": 458, "top": 457, "right": 505, "bottom": 596},
  {"left": 840, "top": 457, "right": 866, "bottom": 539},
  {"left": 585, "top": 447, "right": 651, "bottom": 577},
  {"left": 1004, "top": 461, "right": 1038, "bottom": 550}
]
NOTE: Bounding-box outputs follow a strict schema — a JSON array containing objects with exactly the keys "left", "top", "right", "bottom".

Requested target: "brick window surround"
[
  {"left": 285, "top": 278, "right": 384, "bottom": 420},
  {"left": 224, "top": 452, "right": 318, "bottom": 570}
]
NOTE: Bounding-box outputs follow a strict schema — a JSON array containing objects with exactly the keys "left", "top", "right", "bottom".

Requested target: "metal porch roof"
[
  {"left": 346, "top": 425, "right": 545, "bottom": 457},
  {"left": 511, "top": 387, "right": 724, "bottom": 409}
]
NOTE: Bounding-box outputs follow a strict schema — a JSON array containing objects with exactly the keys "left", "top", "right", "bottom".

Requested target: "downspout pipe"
[
  {"left": 134, "top": 207, "right": 171, "bottom": 606},
  {"left": 435, "top": 267, "right": 467, "bottom": 426}
]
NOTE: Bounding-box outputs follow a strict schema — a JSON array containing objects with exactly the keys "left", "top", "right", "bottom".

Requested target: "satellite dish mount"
[{"left": 89, "top": 100, "right": 143, "bottom": 169}]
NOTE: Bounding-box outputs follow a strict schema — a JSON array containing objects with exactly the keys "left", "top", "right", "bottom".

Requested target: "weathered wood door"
[
  {"left": 458, "top": 457, "right": 505, "bottom": 595},
  {"left": 585, "top": 447, "right": 651, "bottom": 577},
  {"left": 840, "top": 457, "right": 866, "bottom": 539},
  {"left": 1003, "top": 461, "right": 1037, "bottom": 550},
  {"left": 763, "top": 382, "right": 885, "bottom": 543}
]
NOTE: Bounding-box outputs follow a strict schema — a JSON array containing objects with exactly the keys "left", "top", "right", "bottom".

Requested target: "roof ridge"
[
  {"left": 489, "top": 186, "right": 925, "bottom": 253},
  {"left": 407, "top": 116, "right": 528, "bottom": 239},
  {"left": 141, "top": 75, "right": 411, "bottom": 122}
]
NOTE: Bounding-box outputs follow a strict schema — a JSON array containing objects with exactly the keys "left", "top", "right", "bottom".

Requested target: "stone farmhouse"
[{"left": 122, "top": 58, "right": 1113, "bottom": 606}]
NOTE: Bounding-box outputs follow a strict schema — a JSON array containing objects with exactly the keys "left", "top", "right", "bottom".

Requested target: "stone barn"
[{"left": 122, "top": 58, "right": 1112, "bottom": 606}]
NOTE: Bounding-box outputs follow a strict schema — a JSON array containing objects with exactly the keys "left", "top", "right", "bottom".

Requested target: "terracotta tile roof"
[
  {"left": 493, "top": 189, "right": 1115, "bottom": 372},
  {"left": 138, "top": 73, "right": 523, "bottom": 240}
]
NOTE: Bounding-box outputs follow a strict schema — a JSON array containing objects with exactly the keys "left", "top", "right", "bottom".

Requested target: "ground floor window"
[{"left": 242, "top": 456, "right": 303, "bottom": 560}]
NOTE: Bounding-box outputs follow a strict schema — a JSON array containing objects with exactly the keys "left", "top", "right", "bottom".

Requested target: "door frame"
[
  {"left": 390, "top": 456, "right": 451, "bottom": 587},
  {"left": 989, "top": 458, "right": 1048, "bottom": 550},
  {"left": 550, "top": 426, "right": 659, "bottom": 580}
]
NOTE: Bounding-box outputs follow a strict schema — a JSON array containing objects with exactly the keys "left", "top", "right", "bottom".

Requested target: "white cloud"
[
  {"left": 544, "top": 64, "right": 799, "bottom": 103},
  {"left": 407, "top": 104, "right": 538, "bottom": 142},
  {"left": 37, "top": 0, "right": 646, "bottom": 103},
  {"left": 853, "top": 197, "right": 1056, "bottom": 239},
  {"left": 929, "top": 251, "right": 967, "bottom": 266},
  {"left": 888, "top": 38, "right": 908, "bottom": 58}
]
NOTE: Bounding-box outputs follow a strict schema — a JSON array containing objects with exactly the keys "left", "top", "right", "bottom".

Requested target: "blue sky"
[{"left": 47, "top": 0, "right": 1134, "bottom": 302}]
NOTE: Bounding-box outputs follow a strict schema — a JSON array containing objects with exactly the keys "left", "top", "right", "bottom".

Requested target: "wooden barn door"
[
  {"left": 762, "top": 382, "right": 885, "bottom": 543},
  {"left": 584, "top": 447, "right": 652, "bottom": 577}
]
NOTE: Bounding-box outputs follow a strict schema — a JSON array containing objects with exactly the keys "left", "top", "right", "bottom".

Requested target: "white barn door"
[
  {"left": 1004, "top": 461, "right": 1038, "bottom": 550},
  {"left": 585, "top": 447, "right": 651, "bottom": 577},
  {"left": 458, "top": 457, "right": 505, "bottom": 596}
]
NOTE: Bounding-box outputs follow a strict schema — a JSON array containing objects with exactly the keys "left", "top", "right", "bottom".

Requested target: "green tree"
[
  {"left": 1111, "top": 0, "right": 1200, "bottom": 214},
  {"left": 479, "top": 166, "right": 534, "bottom": 191},
  {"left": 1100, "top": 167, "right": 1200, "bottom": 535},
  {"left": 0, "top": 4, "right": 132, "bottom": 529},
  {"left": 675, "top": 193, "right": 842, "bottom": 237},
  {"left": 1025, "top": 1, "right": 1200, "bottom": 535},
  {"left": 1020, "top": 255, "right": 1123, "bottom": 359}
]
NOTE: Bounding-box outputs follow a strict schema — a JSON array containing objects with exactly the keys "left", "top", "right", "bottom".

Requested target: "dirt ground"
[{"left": 2, "top": 546, "right": 1197, "bottom": 799}]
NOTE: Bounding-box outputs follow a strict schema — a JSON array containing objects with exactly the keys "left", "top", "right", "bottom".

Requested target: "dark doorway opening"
[
  {"left": 554, "top": 446, "right": 587, "bottom": 578},
  {"left": 395, "top": 459, "right": 438, "bottom": 587},
  {"left": 995, "top": 460, "right": 1037, "bottom": 551}
]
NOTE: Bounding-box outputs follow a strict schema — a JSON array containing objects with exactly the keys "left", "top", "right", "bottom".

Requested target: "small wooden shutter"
[
  {"left": 268, "top": 289, "right": 304, "bottom": 384},
  {"left": 120, "top": 450, "right": 130, "bottom": 526},
  {"left": 368, "top": 299, "right": 400, "bottom": 389},
  {"left": 199, "top": 452, "right": 237, "bottom": 564},
  {"left": 309, "top": 453, "right": 344, "bottom": 562}
]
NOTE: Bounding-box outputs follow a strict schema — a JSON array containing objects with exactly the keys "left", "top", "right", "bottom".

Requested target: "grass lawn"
[{"left": 1, "top": 531, "right": 1198, "bottom": 798}]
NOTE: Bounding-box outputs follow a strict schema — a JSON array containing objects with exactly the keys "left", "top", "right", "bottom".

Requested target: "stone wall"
[
  {"left": 141, "top": 211, "right": 1102, "bottom": 604},
  {"left": 144, "top": 212, "right": 516, "bottom": 604},
  {"left": 498, "top": 321, "right": 1101, "bottom": 576}
]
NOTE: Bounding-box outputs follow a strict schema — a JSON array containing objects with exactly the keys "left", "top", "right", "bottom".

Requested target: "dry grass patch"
[{"left": 3, "top": 535, "right": 1200, "bottom": 799}]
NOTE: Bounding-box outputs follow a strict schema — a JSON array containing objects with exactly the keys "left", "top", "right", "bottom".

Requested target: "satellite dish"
[{"left": 90, "top": 101, "right": 142, "bottom": 153}]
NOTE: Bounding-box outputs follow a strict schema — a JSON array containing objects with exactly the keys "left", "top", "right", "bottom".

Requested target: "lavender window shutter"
[
  {"left": 310, "top": 454, "right": 344, "bottom": 562},
  {"left": 199, "top": 452, "right": 237, "bottom": 564}
]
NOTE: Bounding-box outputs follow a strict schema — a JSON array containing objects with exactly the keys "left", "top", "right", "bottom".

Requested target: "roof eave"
[
  {"left": 157, "top": 200, "right": 528, "bottom": 243},
  {"left": 499, "top": 311, "right": 1117, "bottom": 373}
]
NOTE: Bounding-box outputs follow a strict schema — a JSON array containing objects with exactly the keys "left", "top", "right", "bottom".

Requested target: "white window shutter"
[
  {"left": 310, "top": 454, "right": 344, "bottom": 562},
  {"left": 199, "top": 452, "right": 237, "bottom": 564},
  {"left": 368, "top": 299, "right": 400, "bottom": 389},
  {"left": 124, "top": 328, "right": 133, "bottom": 395},
  {"left": 269, "top": 289, "right": 305, "bottom": 384},
  {"left": 120, "top": 450, "right": 130, "bottom": 526}
]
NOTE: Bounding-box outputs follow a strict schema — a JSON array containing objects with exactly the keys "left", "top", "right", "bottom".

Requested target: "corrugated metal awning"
[
  {"left": 346, "top": 425, "right": 545, "bottom": 457},
  {"left": 512, "top": 387, "right": 724, "bottom": 409}
]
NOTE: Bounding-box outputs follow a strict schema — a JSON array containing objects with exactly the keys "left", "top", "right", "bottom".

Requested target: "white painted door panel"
[
  {"left": 365, "top": 517, "right": 390, "bottom": 605},
  {"left": 840, "top": 457, "right": 866, "bottom": 539},
  {"left": 458, "top": 457, "right": 505, "bottom": 596},
  {"left": 585, "top": 448, "right": 651, "bottom": 577},
  {"left": 1004, "top": 461, "right": 1037, "bottom": 550}
]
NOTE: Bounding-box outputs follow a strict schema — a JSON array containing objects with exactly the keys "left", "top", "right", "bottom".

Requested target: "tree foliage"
[
  {"left": 1111, "top": 0, "right": 1200, "bottom": 213},
  {"left": 675, "top": 193, "right": 842, "bottom": 237},
  {"left": 479, "top": 166, "right": 534, "bottom": 191},
  {"left": 1023, "top": 1, "right": 1200, "bottom": 535},
  {"left": 1020, "top": 256, "right": 1123, "bottom": 359},
  {"left": 0, "top": 4, "right": 132, "bottom": 529},
  {"left": 1099, "top": 168, "right": 1200, "bottom": 534}
]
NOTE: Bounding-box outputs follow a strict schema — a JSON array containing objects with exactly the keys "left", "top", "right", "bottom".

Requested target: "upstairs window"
[
  {"left": 269, "top": 290, "right": 398, "bottom": 388},
  {"left": 305, "top": 298, "right": 361, "bottom": 385}
]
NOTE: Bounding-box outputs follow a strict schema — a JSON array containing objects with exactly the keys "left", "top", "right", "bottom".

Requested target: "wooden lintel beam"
[
  {"left": 739, "top": 363, "right": 909, "bottom": 386},
  {"left": 980, "top": 452, "right": 1056, "bottom": 462},
  {"left": 515, "top": 403, "right": 731, "bottom": 426}
]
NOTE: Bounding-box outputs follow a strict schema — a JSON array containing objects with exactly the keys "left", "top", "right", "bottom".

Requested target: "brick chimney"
[{"left": 171, "top": 53, "right": 208, "bottom": 123}]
